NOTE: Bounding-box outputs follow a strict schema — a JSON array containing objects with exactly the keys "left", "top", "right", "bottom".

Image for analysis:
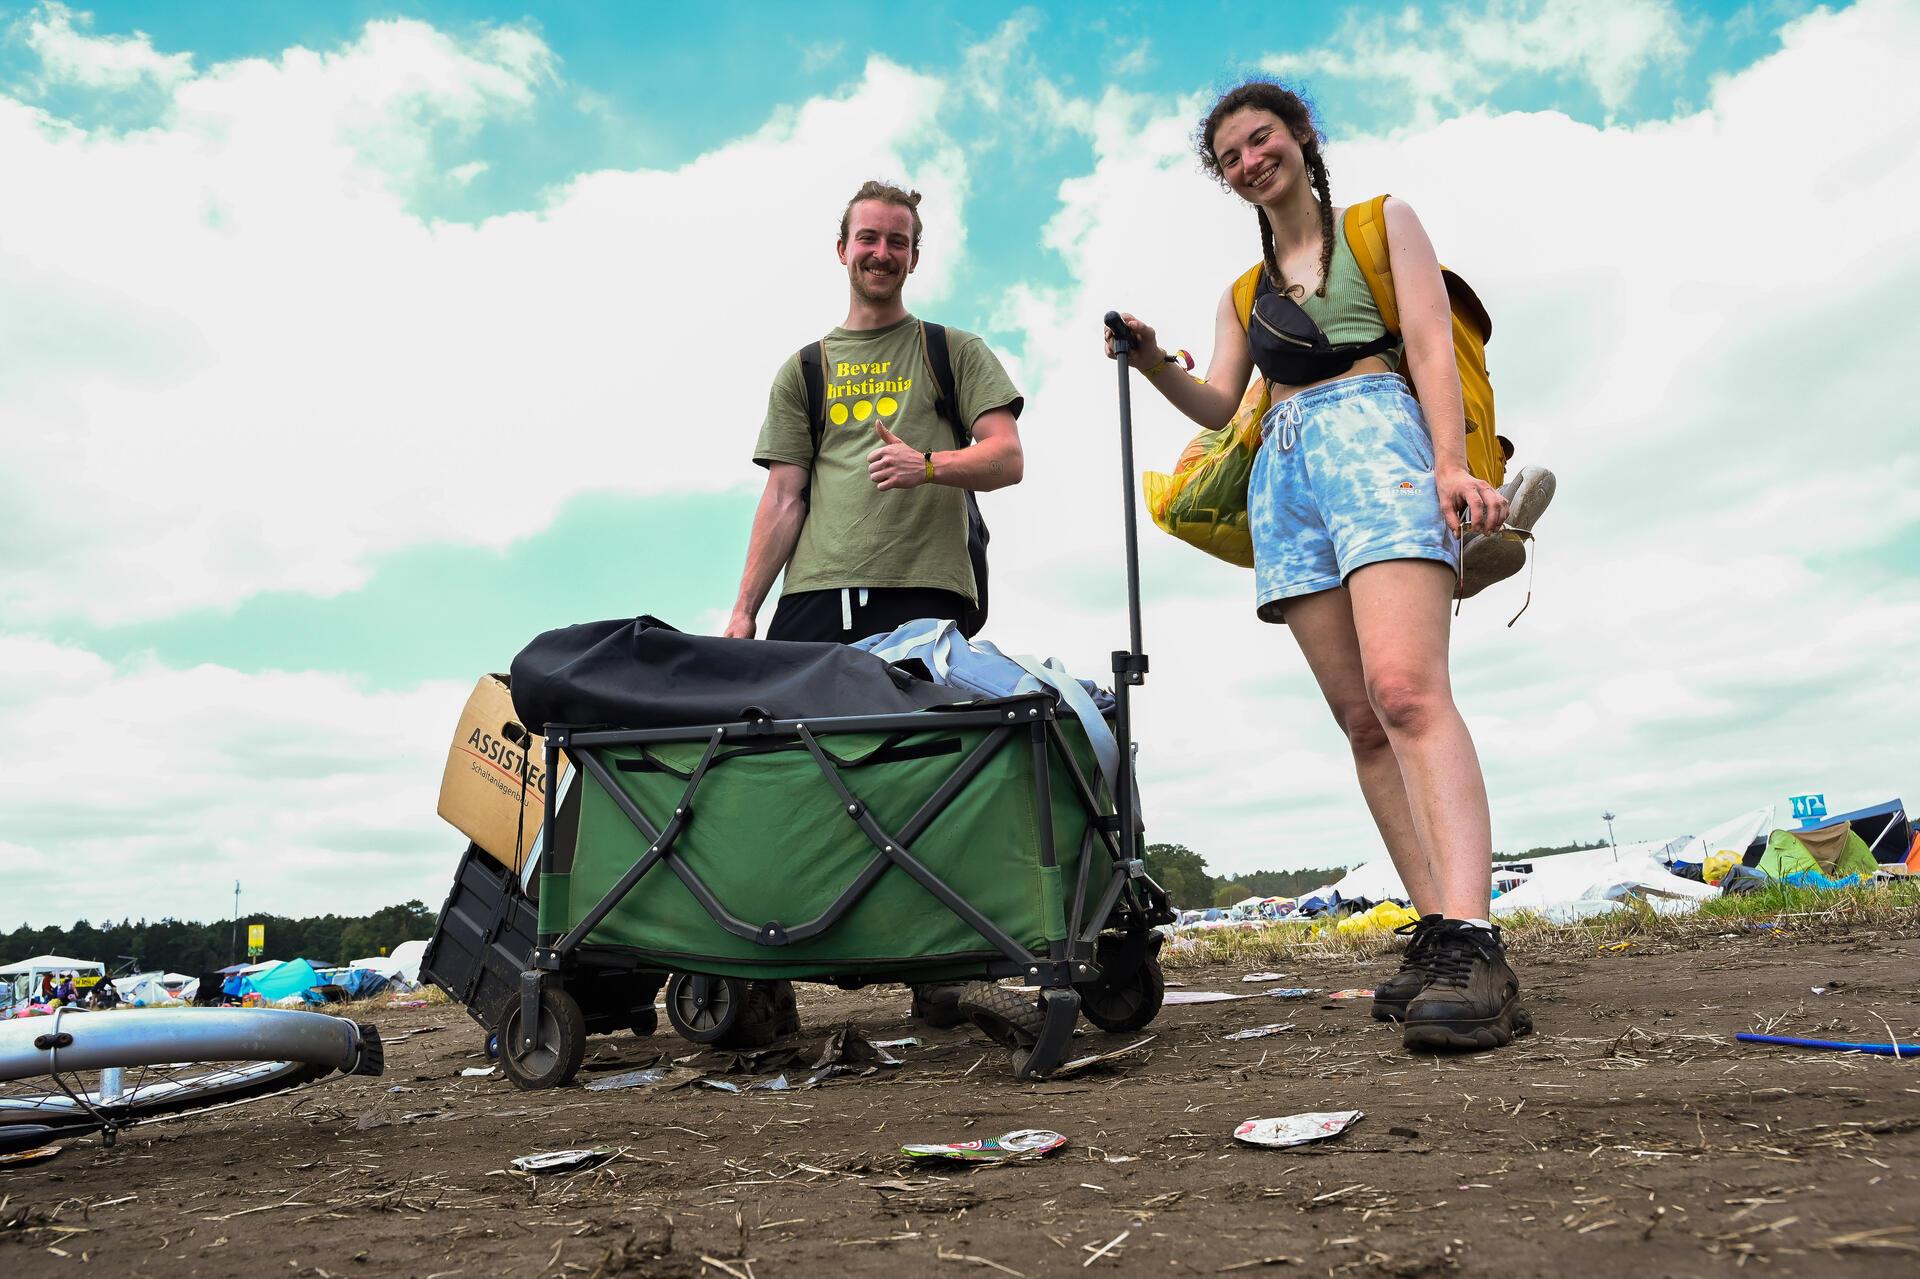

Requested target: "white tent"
[
  {"left": 1491, "top": 849, "right": 1718, "bottom": 922},
  {"left": 1666, "top": 807, "right": 1774, "bottom": 865},
  {"left": 1, "top": 954, "right": 106, "bottom": 1008},
  {"left": 349, "top": 956, "right": 405, "bottom": 979},
  {"left": 1331, "top": 859, "right": 1407, "bottom": 904},
  {"left": 113, "top": 971, "right": 186, "bottom": 1006},
  {"left": 389, "top": 940, "right": 428, "bottom": 984},
  {"left": 0, "top": 954, "right": 105, "bottom": 978}
]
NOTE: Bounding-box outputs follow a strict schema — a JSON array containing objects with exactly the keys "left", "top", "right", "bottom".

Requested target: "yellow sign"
[{"left": 248, "top": 924, "right": 265, "bottom": 951}]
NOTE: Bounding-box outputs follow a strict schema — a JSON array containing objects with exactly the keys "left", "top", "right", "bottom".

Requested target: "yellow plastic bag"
[
  {"left": 1335, "top": 900, "right": 1422, "bottom": 935},
  {"left": 1702, "top": 851, "right": 1740, "bottom": 885},
  {"left": 1141, "top": 379, "right": 1269, "bottom": 568}
]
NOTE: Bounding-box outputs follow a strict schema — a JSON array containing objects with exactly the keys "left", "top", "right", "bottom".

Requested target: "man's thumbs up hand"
[{"left": 867, "top": 420, "right": 929, "bottom": 491}]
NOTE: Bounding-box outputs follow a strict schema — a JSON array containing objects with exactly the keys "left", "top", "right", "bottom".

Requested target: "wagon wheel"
[
  {"left": 664, "top": 974, "right": 746, "bottom": 1044},
  {"left": 958, "top": 982, "right": 1046, "bottom": 1050},
  {"left": 498, "top": 987, "right": 587, "bottom": 1091},
  {"left": 1076, "top": 943, "right": 1165, "bottom": 1034},
  {"left": 630, "top": 1006, "right": 659, "bottom": 1038}
]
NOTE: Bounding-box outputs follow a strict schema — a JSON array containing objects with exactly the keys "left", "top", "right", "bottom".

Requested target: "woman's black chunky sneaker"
[
  {"left": 1369, "top": 913, "right": 1445, "bottom": 1023},
  {"left": 1401, "top": 920, "right": 1533, "bottom": 1052}
]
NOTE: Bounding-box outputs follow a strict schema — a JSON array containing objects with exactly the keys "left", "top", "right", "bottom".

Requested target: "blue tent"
[
  {"left": 336, "top": 968, "right": 391, "bottom": 1000},
  {"left": 226, "top": 959, "right": 325, "bottom": 1003}
]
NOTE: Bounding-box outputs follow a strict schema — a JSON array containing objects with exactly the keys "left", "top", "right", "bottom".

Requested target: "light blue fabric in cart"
[{"left": 851, "top": 618, "right": 1121, "bottom": 796}]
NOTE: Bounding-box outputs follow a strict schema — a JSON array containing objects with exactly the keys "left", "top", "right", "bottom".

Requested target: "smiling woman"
[{"left": 1106, "top": 79, "right": 1530, "bottom": 1055}]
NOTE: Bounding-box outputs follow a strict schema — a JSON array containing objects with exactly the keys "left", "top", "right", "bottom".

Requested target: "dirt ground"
[{"left": 6, "top": 925, "right": 1919, "bottom": 1278}]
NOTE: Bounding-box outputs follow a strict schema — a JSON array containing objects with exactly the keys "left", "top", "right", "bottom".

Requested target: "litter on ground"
[
  {"left": 509, "top": 1148, "right": 619, "bottom": 1174},
  {"left": 901, "top": 1129, "right": 1069, "bottom": 1162},
  {"left": 1222, "top": 1023, "right": 1296, "bottom": 1041},
  {"left": 1233, "top": 1111, "right": 1365, "bottom": 1148},
  {"left": 1736, "top": 1032, "right": 1920, "bottom": 1058}
]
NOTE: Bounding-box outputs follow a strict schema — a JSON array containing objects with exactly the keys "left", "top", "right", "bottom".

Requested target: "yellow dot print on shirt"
[
  {"left": 852, "top": 400, "right": 874, "bottom": 422},
  {"left": 828, "top": 403, "right": 849, "bottom": 426},
  {"left": 877, "top": 396, "right": 898, "bottom": 416}
]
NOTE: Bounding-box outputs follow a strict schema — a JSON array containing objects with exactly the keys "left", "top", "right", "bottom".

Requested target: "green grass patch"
[{"left": 1159, "top": 878, "right": 1920, "bottom": 971}]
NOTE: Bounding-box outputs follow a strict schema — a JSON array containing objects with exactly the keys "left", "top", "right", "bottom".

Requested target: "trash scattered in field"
[
  {"left": 815, "top": 1026, "right": 904, "bottom": 1069},
  {"left": 585, "top": 1065, "right": 702, "bottom": 1092},
  {"left": 1241, "top": 971, "right": 1286, "bottom": 983},
  {"left": 1811, "top": 986, "right": 1827, "bottom": 995},
  {"left": 1261, "top": 987, "right": 1322, "bottom": 1000},
  {"left": 1325, "top": 989, "right": 1374, "bottom": 1001},
  {"left": 509, "top": 1148, "right": 618, "bottom": 1174},
  {"left": 459, "top": 1066, "right": 495, "bottom": 1077},
  {"left": 1223, "top": 1023, "right": 1296, "bottom": 1041},
  {"left": 1736, "top": 1033, "right": 1920, "bottom": 1059},
  {"left": 699, "top": 1075, "right": 797, "bottom": 1093},
  {"left": 871, "top": 1037, "right": 923, "bottom": 1049},
  {"left": 0, "top": 1144, "right": 63, "bottom": 1167},
  {"left": 1232, "top": 1110, "right": 1364, "bottom": 1148},
  {"left": 1164, "top": 990, "right": 1254, "bottom": 1005},
  {"left": 383, "top": 1026, "right": 444, "bottom": 1043},
  {"left": 1051, "top": 1036, "right": 1154, "bottom": 1078},
  {"left": 902, "top": 1129, "right": 1068, "bottom": 1162}
]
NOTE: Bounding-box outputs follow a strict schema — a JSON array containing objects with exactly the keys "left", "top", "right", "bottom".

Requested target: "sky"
[{"left": 2, "top": 0, "right": 1917, "bottom": 930}]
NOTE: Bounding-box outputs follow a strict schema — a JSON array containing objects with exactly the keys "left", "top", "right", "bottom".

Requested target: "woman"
[{"left": 1108, "top": 80, "right": 1529, "bottom": 1052}]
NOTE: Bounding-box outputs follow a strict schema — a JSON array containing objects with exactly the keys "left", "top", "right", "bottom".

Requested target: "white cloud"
[
  {"left": 1265, "top": 0, "right": 1692, "bottom": 121},
  {"left": 17, "top": 1, "right": 193, "bottom": 91},
  {"left": 6, "top": 2, "right": 1919, "bottom": 925},
  {"left": 0, "top": 27, "right": 963, "bottom": 625},
  {"left": 978, "top": 0, "right": 1920, "bottom": 876},
  {"left": 0, "top": 635, "right": 466, "bottom": 926}
]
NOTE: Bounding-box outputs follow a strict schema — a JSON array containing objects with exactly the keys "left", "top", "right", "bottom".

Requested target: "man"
[
  {"left": 725, "top": 179, "right": 1024, "bottom": 644},
  {"left": 724, "top": 180, "right": 1026, "bottom": 1029}
]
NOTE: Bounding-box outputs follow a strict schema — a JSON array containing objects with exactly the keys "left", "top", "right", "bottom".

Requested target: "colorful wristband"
[{"left": 923, "top": 451, "right": 935, "bottom": 482}]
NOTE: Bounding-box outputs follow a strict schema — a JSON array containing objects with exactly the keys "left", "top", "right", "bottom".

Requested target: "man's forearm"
[
  {"left": 730, "top": 485, "right": 807, "bottom": 624},
  {"left": 929, "top": 433, "right": 1024, "bottom": 492}
]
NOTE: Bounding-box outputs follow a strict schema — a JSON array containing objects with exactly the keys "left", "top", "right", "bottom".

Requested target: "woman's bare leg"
[
  {"left": 1281, "top": 586, "right": 1443, "bottom": 915},
  {"left": 1343, "top": 559, "right": 1492, "bottom": 920}
]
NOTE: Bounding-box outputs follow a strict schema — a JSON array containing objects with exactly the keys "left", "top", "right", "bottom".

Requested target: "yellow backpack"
[{"left": 1338, "top": 194, "right": 1508, "bottom": 486}]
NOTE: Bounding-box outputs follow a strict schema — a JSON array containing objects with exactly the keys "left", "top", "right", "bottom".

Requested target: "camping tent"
[
  {"left": 389, "top": 940, "right": 428, "bottom": 984},
  {"left": 1331, "top": 859, "right": 1408, "bottom": 905},
  {"left": 227, "top": 958, "right": 325, "bottom": 1004},
  {"left": 1490, "top": 849, "right": 1718, "bottom": 922},
  {"left": 1815, "top": 800, "right": 1909, "bottom": 865},
  {"left": 113, "top": 971, "right": 187, "bottom": 1006},
  {"left": 1667, "top": 808, "right": 1775, "bottom": 866},
  {"left": 1, "top": 954, "right": 106, "bottom": 1010},
  {"left": 1755, "top": 823, "right": 1879, "bottom": 885}
]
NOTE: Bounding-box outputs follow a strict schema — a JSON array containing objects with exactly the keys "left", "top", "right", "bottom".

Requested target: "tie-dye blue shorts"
[{"left": 1250, "top": 373, "right": 1459, "bottom": 623}]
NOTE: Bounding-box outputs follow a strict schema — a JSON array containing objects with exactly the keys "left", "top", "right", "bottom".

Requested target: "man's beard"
[{"left": 849, "top": 265, "right": 903, "bottom": 303}]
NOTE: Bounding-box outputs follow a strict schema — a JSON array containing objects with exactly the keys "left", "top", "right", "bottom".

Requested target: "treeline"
[
  {"left": 1143, "top": 844, "right": 1347, "bottom": 911},
  {"left": 3, "top": 902, "right": 436, "bottom": 978},
  {"left": 1144, "top": 837, "right": 1616, "bottom": 911}
]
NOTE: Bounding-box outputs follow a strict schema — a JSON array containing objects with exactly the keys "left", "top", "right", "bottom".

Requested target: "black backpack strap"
[
  {"left": 796, "top": 339, "right": 828, "bottom": 504},
  {"left": 919, "top": 321, "right": 967, "bottom": 447},
  {"left": 797, "top": 339, "right": 828, "bottom": 459}
]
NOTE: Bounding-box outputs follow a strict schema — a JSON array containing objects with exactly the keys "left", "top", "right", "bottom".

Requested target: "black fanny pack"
[{"left": 1249, "top": 276, "right": 1396, "bottom": 387}]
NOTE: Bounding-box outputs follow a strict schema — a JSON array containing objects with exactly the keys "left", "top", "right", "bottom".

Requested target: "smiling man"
[
  {"left": 723, "top": 180, "right": 1025, "bottom": 1031},
  {"left": 725, "top": 180, "right": 1025, "bottom": 645}
]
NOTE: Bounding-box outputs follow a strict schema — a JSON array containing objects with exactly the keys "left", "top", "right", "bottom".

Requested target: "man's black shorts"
[{"left": 766, "top": 586, "right": 969, "bottom": 645}]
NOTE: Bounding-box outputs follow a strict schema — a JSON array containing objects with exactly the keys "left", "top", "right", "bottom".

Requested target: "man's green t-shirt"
[{"left": 754, "top": 315, "right": 1022, "bottom": 603}]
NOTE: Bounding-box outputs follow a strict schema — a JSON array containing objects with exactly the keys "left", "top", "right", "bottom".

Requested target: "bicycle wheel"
[{"left": 0, "top": 1008, "right": 383, "bottom": 1154}]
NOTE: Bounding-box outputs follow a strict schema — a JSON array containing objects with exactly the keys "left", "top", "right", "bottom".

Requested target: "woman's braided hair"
[{"left": 1197, "top": 81, "right": 1334, "bottom": 300}]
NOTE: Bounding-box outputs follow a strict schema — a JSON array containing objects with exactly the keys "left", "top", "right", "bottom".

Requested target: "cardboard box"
[{"left": 437, "top": 674, "right": 568, "bottom": 873}]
